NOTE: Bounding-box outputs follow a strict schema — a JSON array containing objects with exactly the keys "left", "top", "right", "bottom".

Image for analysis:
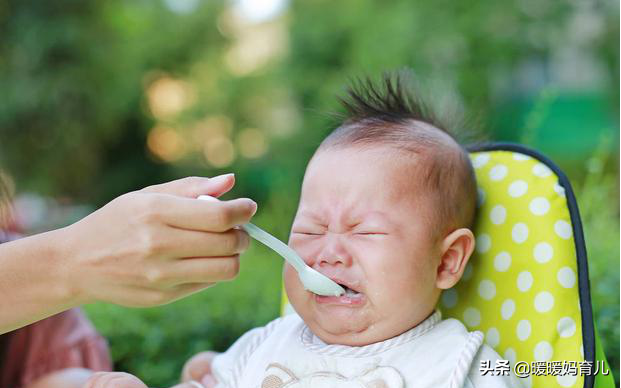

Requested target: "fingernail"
[
  {"left": 211, "top": 173, "right": 234, "bottom": 184},
  {"left": 249, "top": 200, "right": 258, "bottom": 216}
]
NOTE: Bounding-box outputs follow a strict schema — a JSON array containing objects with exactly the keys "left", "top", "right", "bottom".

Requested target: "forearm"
[{"left": 0, "top": 228, "right": 82, "bottom": 333}]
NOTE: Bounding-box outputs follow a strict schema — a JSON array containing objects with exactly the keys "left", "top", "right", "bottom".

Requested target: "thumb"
[{"left": 140, "top": 174, "right": 236, "bottom": 198}]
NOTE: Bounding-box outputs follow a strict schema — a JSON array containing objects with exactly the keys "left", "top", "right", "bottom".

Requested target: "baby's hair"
[{"left": 319, "top": 70, "right": 477, "bottom": 237}]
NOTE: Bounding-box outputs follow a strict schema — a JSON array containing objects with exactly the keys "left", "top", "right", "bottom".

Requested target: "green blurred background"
[{"left": 0, "top": 0, "right": 618, "bottom": 386}]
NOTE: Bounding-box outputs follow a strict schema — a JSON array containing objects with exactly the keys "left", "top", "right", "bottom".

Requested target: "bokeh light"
[
  {"left": 147, "top": 126, "right": 187, "bottom": 162},
  {"left": 237, "top": 128, "right": 268, "bottom": 159},
  {"left": 146, "top": 76, "right": 196, "bottom": 120},
  {"left": 203, "top": 136, "right": 236, "bottom": 167}
]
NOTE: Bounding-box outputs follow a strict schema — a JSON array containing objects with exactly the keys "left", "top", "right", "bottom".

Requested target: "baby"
[
  {"left": 87, "top": 73, "right": 522, "bottom": 388},
  {"left": 184, "top": 73, "right": 522, "bottom": 388}
]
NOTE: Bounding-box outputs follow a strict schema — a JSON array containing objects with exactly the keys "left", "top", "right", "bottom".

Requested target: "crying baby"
[{"left": 190, "top": 73, "right": 523, "bottom": 388}]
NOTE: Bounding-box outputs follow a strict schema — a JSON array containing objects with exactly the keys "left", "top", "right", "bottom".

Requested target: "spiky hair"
[{"left": 318, "top": 70, "right": 477, "bottom": 236}]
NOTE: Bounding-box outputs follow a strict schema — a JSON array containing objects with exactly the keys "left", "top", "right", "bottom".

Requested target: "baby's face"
[{"left": 285, "top": 146, "right": 443, "bottom": 346}]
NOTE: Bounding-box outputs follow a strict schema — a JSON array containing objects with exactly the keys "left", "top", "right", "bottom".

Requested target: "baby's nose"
[
  {"left": 316, "top": 237, "right": 352, "bottom": 267},
  {"left": 318, "top": 254, "right": 352, "bottom": 267}
]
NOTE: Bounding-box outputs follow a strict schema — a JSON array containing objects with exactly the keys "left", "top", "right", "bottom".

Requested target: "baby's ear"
[{"left": 436, "top": 228, "right": 475, "bottom": 289}]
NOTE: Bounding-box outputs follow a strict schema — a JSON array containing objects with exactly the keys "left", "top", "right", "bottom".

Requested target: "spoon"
[{"left": 197, "top": 195, "right": 345, "bottom": 297}]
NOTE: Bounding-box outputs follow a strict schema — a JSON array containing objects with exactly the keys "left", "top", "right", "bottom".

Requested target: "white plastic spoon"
[{"left": 197, "top": 195, "right": 345, "bottom": 297}]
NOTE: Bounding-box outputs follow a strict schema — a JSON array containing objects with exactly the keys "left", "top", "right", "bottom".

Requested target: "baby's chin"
[
  {"left": 301, "top": 305, "right": 391, "bottom": 346},
  {"left": 306, "top": 316, "right": 390, "bottom": 346}
]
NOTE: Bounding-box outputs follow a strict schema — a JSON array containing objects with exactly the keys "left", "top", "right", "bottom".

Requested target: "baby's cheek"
[{"left": 283, "top": 264, "right": 302, "bottom": 297}]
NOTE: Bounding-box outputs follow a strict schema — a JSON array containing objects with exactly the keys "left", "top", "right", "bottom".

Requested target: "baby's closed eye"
[{"left": 293, "top": 231, "right": 324, "bottom": 236}]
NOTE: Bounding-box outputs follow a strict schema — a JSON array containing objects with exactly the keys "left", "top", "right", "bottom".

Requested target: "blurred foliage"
[
  {"left": 0, "top": 0, "right": 619, "bottom": 386},
  {"left": 576, "top": 135, "right": 620, "bottom": 384}
]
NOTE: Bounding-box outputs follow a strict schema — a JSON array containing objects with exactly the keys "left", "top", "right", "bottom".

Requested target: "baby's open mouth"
[
  {"left": 338, "top": 283, "right": 362, "bottom": 297},
  {"left": 314, "top": 277, "right": 365, "bottom": 306}
]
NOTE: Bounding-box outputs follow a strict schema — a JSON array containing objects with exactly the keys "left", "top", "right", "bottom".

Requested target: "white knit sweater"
[{"left": 211, "top": 310, "right": 523, "bottom": 388}]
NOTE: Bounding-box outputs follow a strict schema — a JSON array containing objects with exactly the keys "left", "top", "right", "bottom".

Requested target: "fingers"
[
  {"left": 84, "top": 372, "right": 148, "bottom": 388},
  {"left": 159, "top": 196, "right": 257, "bottom": 232},
  {"left": 166, "top": 256, "right": 241, "bottom": 284},
  {"left": 160, "top": 228, "right": 250, "bottom": 258},
  {"left": 181, "top": 351, "right": 219, "bottom": 382},
  {"left": 117, "top": 282, "right": 214, "bottom": 308},
  {"left": 141, "top": 174, "right": 235, "bottom": 198},
  {"left": 164, "top": 282, "right": 216, "bottom": 303}
]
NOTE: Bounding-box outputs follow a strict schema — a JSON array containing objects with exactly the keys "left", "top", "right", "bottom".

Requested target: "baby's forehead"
[{"left": 306, "top": 145, "right": 434, "bottom": 200}]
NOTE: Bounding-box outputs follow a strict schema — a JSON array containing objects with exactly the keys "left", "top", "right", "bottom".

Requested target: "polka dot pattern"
[
  {"left": 440, "top": 150, "right": 585, "bottom": 388},
  {"left": 534, "top": 242, "right": 553, "bottom": 263},
  {"left": 534, "top": 341, "right": 554, "bottom": 361},
  {"left": 501, "top": 299, "right": 515, "bottom": 320},
  {"left": 508, "top": 180, "right": 528, "bottom": 197},
  {"left": 486, "top": 327, "right": 500, "bottom": 348},
  {"left": 512, "top": 223, "right": 529, "bottom": 243},
  {"left": 494, "top": 252, "right": 511, "bottom": 272},
  {"left": 478, "top": 280, "right": 496, "bottom": 300},
  {"left": 463, "top": 307, "right": 481, "bottom": 327},
  {"left": 557, "top": 317, "right": 576, "bottom": 338},
  {"left": 529, "top": 197, "right": 550, "bottom": 216},
  {"left": 490, "top": 205, "right": 507, "bottom": 225}
]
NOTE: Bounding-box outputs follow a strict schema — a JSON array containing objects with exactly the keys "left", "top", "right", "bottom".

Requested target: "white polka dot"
[
  {"left": 462, "top": 263, "right": 473, "bottom": 281},
  {"left": 554, "top": 183, "right": 566, "bottom": 196},
  {"left": 557, "top": 317, "right": 576, "bottom": 338},
  {"left": 533, "top": 242, "right": 553, "bottom": 263},
  {"left": 557, "top": 374, "right": 578, "bottom": 387},
  {"left": 529, "top": 197, "right": 550, "bottom": 216},
  {"left": 533, "top": 163, "right": 552, "bottom": 177},
  {"left": 486, "top": 327, "right": 500, "bottom": 348},
  {"left": 557, "top": 266, "right": 576, "bottom": 288},
  {"left": 490, "top": 205, "right": 506, "bottom": 225},
  {"left": 508, "top": 180, "right": 528, "bottom": 197},
  {"left": 554, "top": 220, "right": 572, "bottom": 239},
  {"left": 580, "top": 342, "right": 584, "bottom": 357},
  {"left": 517, "top": 319, "right": 531, "bottom": 341},
  {"left": 512, "top": 223, "right": 529, "bottom": 244},
  {"left": 504, "top": 347, "right": 517, "bottom": 365},
  {"left": 534, "top": 340, "right": 554, "bottom": 361},
  {"left": 478, "top": 280, "right": 496, "bottom": 300},
  {"left": 476, "top": 233, "right": 491, "bottom": 253},
  {"left": 477, "top": 187, "right": 486, "bottom": 206},
  {"left": 501, "top": 299, "right": 516, "bottom": 320},
  {"left": 463, "top": 307, "right": 481, "bottom": 327},
  {"left": 489, "top": 164, "right": 508, "bottom": 181},
  {"left": 441, "top": 288, "right": 458, "bottom": 308},
  {"left": 494, "top": 252, "right": 511, "bottom": 272},
  {"left": 534, "top": 291, "right": 555, "bottom": 312},
  {"left": 472, "top": 154, "right": 490, "bottom": 168},
  {"left": 513, "top": 153, "right": 530, "bottom": 161},
  {"left": 517, "top": 271, "right": 533, "bottom": 292}
]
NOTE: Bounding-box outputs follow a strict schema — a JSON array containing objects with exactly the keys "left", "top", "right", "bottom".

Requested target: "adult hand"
[{"left": 58, "top": 174, "right": 257, "bottom": 307}]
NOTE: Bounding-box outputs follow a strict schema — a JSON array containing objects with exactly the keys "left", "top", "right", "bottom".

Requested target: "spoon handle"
[{"left": 242, "top": 223, "right": 306, "bottom": 273}]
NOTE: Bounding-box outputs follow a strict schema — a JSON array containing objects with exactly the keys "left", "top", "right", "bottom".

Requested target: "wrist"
[{"left": 47, "top": 226, "right": 91, "bottom": 306}]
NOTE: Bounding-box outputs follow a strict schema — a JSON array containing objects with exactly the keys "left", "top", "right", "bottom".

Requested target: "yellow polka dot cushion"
[
  {"left": 281, "top": 142, "right": 614, "bottom": 388},
  {"left": 439, "top": 143, "right": 613, "bottom": 388}
]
